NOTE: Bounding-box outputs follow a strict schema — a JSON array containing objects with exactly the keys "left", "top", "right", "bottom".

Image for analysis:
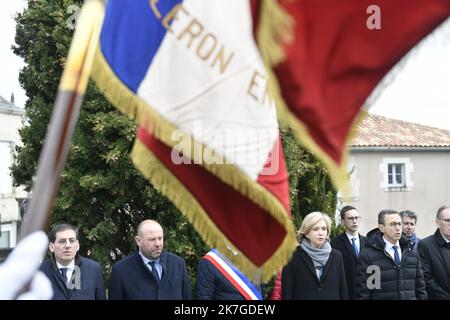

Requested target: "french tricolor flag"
[{"left": 91, "top": 0, "right": 297, "bottom": 281}]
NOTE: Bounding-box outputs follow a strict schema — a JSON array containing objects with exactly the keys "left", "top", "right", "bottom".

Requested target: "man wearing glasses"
[
  {"left": 40, "top": 223, "right": 105, "bottom": 300},
  {"left": 331, "top": 205, "right": 366, "bottom": 299},
  {"left": 354, "top": 209, "right": 427, "bottom": 300},
  {"left": 418, "top": 205, "right": 450, "bottom": 299}
]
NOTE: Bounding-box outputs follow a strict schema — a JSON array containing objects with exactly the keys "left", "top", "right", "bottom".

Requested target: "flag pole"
[{"left": 19, "top": 0, "right": 104, "bottom": 239}]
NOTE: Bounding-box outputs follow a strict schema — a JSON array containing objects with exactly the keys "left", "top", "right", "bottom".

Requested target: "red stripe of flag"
[{"left": 137, "top": 127, "right": 288, "bottom": 266}]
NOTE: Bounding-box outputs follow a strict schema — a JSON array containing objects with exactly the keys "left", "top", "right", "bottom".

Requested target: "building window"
[
  {"left": 380, "top": 158, "right": 413, "bottom": 191},
  {"left": 387, "top": 163, "right": 405, "bottom": 187},
  {"left": 0, "top": 230, "right": 10, "bottom": 249},
  {"left": 0, "top": 222, "right": 16, "bottom": 249}
]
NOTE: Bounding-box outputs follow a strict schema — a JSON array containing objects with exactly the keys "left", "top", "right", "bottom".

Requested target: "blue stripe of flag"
[{"left": 100, "top": 0, "right": 183, "bottom": 93}]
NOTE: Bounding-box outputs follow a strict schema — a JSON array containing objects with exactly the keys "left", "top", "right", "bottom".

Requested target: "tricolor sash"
[{"left": 204, "top": 249, "right": 263, "bottom": 300}]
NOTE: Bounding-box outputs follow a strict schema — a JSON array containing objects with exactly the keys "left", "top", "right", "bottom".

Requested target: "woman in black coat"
[{"left": 282, "top": 212, "right": 348, "bottom": 300}]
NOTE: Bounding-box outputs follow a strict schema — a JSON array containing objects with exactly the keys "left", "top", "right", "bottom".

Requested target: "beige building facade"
[
  {"left": 339, "top": 114, "right": 450, "bottom": 238},
  {"left": 0, "top": 95, "right": 27, "bottom": 251}
]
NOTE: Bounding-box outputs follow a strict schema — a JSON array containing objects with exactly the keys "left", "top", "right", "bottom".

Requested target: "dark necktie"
[
  {"left": 60, "top": 267, "right": 68, "bottom": 282},
  {"left": 351, "top": 237, "right": 359, "bottom": 256},
  {"left": 148, "top": 261, "right": 160, "bottom": 286},
  {"left": 393, "top": 245, "right": 401, "bottom": 266}
]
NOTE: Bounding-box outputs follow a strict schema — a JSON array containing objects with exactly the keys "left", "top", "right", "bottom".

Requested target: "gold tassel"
[{"left": 257, "top": 0, "right": 294, "bottom": 67}]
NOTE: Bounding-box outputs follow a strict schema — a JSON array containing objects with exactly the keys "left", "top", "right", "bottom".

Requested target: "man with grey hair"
[
  {"left": 417, "top": 205, "right": 450, "bottom": 299},
  {"left": 400, "top": 210, "right": 420, "bottom": 251},
  {"left": 354, "top": 209, "right": 427, "bottom": 300}
]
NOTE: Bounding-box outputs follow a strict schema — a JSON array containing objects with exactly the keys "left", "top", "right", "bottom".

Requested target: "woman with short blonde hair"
[
  {"left": 298, "top": 212, "right": 332, "bottom": 241},
  {"left": 282, "top": 211, "right": 348, "bottom": 300}
]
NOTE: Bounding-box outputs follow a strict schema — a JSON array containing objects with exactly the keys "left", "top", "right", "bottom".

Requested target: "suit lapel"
[
  {"left": 341, "top": 234, "right": 358, "bottom": 261},
  {"left": 320, "top": 252, "right": 333, "bottom": 281},
  {"left": 159, "top": 252, "right": 166, "bottom": 281},
  {"left": 359, "top": 234, "right": 366, "bottom": 253},
  {"left": 66, "top": 261, "right": 81, "bottom": 299},
  {"left": 435, "top": 236, "right": 450, "bottom": 282},
  {"left": 441, "top": 247, "right": 450, "bottom": 282},
  {"left": 55, "top": 269, "right": 71, "bottom": 299},
  {"left": 299, "top": 249, "right": 319, "bottom": 281}
]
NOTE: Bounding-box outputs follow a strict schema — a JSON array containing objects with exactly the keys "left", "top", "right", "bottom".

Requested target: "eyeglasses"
[
  {"left": 55, "top": 238, "right": 78, "bottom": 246},
  {"left": 345, "top": 216, "right": 361, "bottom": 221},
  {"left": 387, "top": 222, "right": 403, "bottom": 228},
  {"left": 439, "top": 219, "right": 450, "bottom": 225}
]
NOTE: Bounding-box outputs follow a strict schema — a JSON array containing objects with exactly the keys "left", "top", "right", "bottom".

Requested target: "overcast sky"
[
  {"left": 1, "top": 1, "right": 449, "bottom": 130},
  {"left": 369, "top": 17, "right": 450, "bottom": 131},
  {"left": 1, "top": 1, "right": 27, "bottom": 108}
]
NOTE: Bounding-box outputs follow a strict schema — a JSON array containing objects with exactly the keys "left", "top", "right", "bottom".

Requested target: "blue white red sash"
[{"left": 204, "top": 249, "right": 262, "bottom": 300}]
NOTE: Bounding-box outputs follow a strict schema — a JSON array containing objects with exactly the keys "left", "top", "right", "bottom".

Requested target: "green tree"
[
  {"left": 12, "top": 0, "right": 336, "bottom": 291},
  {"left": 281, "top": 127, "right": 337, "bottom": 230}
]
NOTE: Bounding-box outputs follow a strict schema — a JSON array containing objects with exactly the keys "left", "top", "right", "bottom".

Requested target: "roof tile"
[{"left": 350, "top": 114, "right": 450, "bottom": 147}]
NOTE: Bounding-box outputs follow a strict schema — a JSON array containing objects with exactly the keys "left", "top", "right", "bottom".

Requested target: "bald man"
[{"left": 108, "top": 220, "right": 191, "bottom": 300}]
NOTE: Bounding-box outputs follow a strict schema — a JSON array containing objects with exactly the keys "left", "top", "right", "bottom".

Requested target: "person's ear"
[
  {"left": 135, "top": 236, "right": 141, "bottom": 247},
  {"left": 49, "top": 242, "right": 55, "bottom": 253}
]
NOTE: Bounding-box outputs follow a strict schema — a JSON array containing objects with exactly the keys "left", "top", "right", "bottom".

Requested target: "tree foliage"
[
  {"left": 281, "top": 127, "right": 337, "bottom": 229},
  {"left": 12, "top": 0, "right": 336, "bottom": 290}
]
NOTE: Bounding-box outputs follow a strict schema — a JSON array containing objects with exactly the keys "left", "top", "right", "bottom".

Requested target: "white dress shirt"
[
  {"left": 346, "top": 232, "right": 360, "bottom": 253},
  {"left": 139, "top": 251, "right": 162, "bottom": 279},
  {"left": 383, "top": 237, "right": 402, "bottom": 263},
  {"left": 56, "top": 260, "right": 75, "bottom": 284}
]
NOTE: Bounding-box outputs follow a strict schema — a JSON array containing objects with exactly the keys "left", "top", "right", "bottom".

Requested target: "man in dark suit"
[
  {"left": 108, "top": 219, "right": 191, "bottom": 300},
  {"left": 40, "top": 224, "right": 105, "bottom": 300},
  {"left": 331, "top": 205, "right": 366, "bottom": 299},
  {"left": 418, "top": 205, "right": 450, "bottom": 299},
  {"left": 354, "top": 209, "right": 427, "bottom": 300}
]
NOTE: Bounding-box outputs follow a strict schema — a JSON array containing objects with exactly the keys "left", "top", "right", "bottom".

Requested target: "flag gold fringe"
[
  {"left": 256, "top": 0, "right": 355, "bottom": 196},
  {"left": 91, "top": 47, "right": 297, "bottom": 282},
  {"left": 131, "top": 141, "right": 297, "bottom": 282},
  {"left": 256, "top": 0, "right": 294, "bottom": 67}
]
